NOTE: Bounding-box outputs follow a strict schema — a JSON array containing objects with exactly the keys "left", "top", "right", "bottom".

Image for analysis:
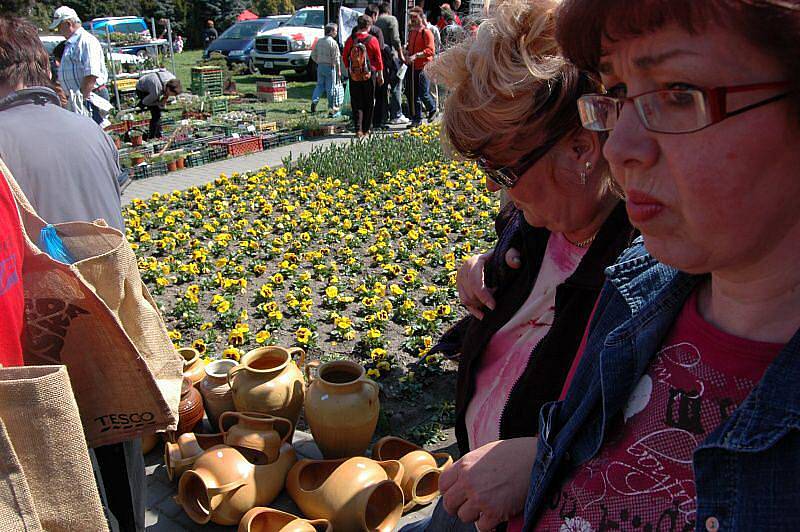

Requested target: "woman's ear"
[{"left": 569, "top": 128, "right": 603, "bottom": 170}]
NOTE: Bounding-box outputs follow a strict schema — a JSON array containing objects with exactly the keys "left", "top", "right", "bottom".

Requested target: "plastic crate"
[
  {"left": 191, "top": 67, "right": 224, "bottom": 97},
  {"left": 114, "top": 78, "right": 138, "bottom": 92},
  {"left": 260, "top": 133, "right": 279, "bottom": 150},
  {"left": 104, "top": 121, "right": 129, "bottom": 134},
  {"left": 148, "top": 161, "right": 168, "bottom": 177},
  {"left": 258, "top": 121, "right": 278, "bottom": 132},
  {"left": 130, "top": 164, "right": 150, "bottom": 180},
  {"left": 276, "top": 129, "right": 304, "bottom": 145},
  {"left": 207, "top": 145, "right": 229, "bottom": 161},
  {"left": 258, "top": 90, "right": 287, "bottom": 103},
  {"left": 209, "top": 136, "right": 263, "bottom": 158},
  {"left": 209, "top": 97, "right": 229, "bottom": 115}
]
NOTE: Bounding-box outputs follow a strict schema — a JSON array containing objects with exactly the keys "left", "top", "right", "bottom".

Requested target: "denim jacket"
[{"left": 523, "top": 238, "right": 800, "bottom": 531}]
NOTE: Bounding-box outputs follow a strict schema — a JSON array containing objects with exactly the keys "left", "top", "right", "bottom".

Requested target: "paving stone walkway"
[{"left": 121, "top": 134, "right": 356, "bottom": 205}]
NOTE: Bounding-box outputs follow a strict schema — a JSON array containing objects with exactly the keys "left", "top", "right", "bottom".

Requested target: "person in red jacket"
[
  {"left": 0, "top": 168, "right": 25, "bottom": 368},
  {"left": 405, "top": 7, "right": 437, "bottom": 127},
  {"left": 436, "top": 4, "right": 462, "bottom": 29},
  {"left": 343, "top": 15, "right": 384, "bottom": 137}
]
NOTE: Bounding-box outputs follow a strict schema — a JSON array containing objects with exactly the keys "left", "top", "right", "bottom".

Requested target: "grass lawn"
[{"left": 170, "top": 49, "right": 339, "bottom": 127}]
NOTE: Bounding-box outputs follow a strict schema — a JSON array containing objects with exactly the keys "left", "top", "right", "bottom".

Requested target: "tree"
[
  {"left": 220, "top": 0, "right": 248, "bottom": 28},
  {"left": 252, "top": 0, "right": 295, "bottom": 16}
]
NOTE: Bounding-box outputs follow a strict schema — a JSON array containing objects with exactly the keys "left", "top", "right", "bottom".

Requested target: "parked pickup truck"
[{"left": 250, "top": 7, "right": 325, "bottom": 78}]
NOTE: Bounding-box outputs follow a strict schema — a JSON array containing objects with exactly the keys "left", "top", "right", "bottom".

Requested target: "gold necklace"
[{"left": 565, "top": 232, "right": 598, "bottom": 248}]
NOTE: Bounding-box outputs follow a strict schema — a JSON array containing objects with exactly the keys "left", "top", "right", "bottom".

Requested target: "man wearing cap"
[{"left": 50, "top": 6, "right": 109, "bottom": 124}]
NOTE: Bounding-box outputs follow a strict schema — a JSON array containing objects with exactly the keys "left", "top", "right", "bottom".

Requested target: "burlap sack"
[
  {"left": 0, "top": 365, "right": 107, "bottom": 531},
  {"left": 0, "top": 419, "right": 42, "bottom": 532},
  {"left": 0, "top": 158, "right": 182, "bottom": 447}
]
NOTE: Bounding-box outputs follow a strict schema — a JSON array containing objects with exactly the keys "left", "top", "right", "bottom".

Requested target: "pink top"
[{"left": 465, "top": 233, "right": 588, "bottom": 450}]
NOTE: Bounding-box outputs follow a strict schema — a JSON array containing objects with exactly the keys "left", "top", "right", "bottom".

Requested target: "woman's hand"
[
  {"left": 439, "top": 438, "right": 537, "bottom": 531},
  {"left": 456, "top": 248, "right": 521, "bottom": 320}
]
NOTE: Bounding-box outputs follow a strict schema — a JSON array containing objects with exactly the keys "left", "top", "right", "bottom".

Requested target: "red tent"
[{"left": 237, "top": 9, "right": 259, "bottom": 21}]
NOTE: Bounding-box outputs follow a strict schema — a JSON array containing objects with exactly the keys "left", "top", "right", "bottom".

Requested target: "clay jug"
[
  {"left": 200, "top": 358, "right": 238, "bottom": 431},
  {"left": 176, "top": 377, "right": 204, "bottom": 436},
  {"left": 304, "top": 360, "right": 380, "bottom": 458},
  {"left": 238, "top": 508, "right": 332, "bottom": 532},
  {"left": 141, "top": 433, "right": 160, "bottom": 455},
  {"left": 220, "top": 411, "right": 292, "bottom": 463},
  {"left": 180, "top": 347, "right": 206, "bottom": 386},
  {"left": 286, "top": 457, "right": 404, "bottom": 531},
  {"left": 372, "top": 436, "right": 453, "bottom": 511},
  {"left": 177, "top": 442, "right": 297, "bottom": 526},
  {"left": 228, "top": 346, "right": 306, "bottom": 429},
  {"left": 164, "top": 432, "right": 225, "bottom": 481}
]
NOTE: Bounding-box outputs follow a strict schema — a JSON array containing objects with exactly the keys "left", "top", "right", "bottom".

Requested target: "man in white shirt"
[
  {"left": 310, "top": 23, "right": 342, "bottom": 116},
  {"left": 50, "top": 6, "right": 109, "bottom": 124}
]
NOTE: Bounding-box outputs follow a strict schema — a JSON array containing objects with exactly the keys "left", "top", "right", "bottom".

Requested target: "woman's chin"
[{"left": 641, "top": 235, "right": 713, "bottom": 275}]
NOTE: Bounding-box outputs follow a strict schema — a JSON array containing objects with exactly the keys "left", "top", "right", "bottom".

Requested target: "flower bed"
[{"left": 126, "top": 126, "right": 498, "bottom": 443}]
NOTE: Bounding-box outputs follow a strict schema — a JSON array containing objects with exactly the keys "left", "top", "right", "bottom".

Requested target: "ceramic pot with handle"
[
  {"left": 286, "top": 457, "right": 404, "bottom": 532},
  {"left": 176, "top": 377, "right": 204, "bottom": 436},
  {"left": 164, "top": 432, "right": 226, "bottom": 481},
  {"left": 238, "top": 507, "right": 331, "bottom": 532},
  {"left": 228, "top": 346, "right": 306, "bottom": 429},
  {"left": 304, "top": 360, "right": 380, "bottom": 458},
  {"left": 199, "top": 358, "right": 238, "bottom": 431},
  {"left": 220, "top": 411, "right": 292, "bottom": 463},
  {"left": 180, "top": 347, "right": 206, "bottom": 386},
  {"left": 372, "top": 436, "right": 453, "bottom": 511},
  {"left": 177, "top": 442, "right": 297, "bottom": 526}
]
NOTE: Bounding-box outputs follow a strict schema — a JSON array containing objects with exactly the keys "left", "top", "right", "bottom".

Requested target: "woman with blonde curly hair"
[{"left": 403, "top": 1, "right": 635, "bottom": 530}]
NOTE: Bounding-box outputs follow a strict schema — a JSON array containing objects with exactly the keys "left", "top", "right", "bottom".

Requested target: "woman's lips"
[{"left": 625, "top": 190, "right": 665, "bottom": 224}]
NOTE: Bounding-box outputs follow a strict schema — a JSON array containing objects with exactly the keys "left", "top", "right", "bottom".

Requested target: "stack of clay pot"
[
  {"left": 372, "top": 437, "right": 453, "bottom": 512},
  {"left": 167, "top": 344, "right": 452, "bottom": 531},
  {"left": 175, "top": 411, "right": 297, "bottom": 526}
]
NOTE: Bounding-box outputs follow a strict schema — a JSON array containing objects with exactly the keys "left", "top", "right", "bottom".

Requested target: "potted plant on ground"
[
  {"left": 166, "top": 154, "right": 178, "bottom": 173},
  {"left": 175, "top": 153, "right": 186, "bottom": 170},
  {"left": 129, "top": 129, "right": 144, "bottom": 147},
  {"left": 129, "top": 151, "right": 146, "bottom": 166}
]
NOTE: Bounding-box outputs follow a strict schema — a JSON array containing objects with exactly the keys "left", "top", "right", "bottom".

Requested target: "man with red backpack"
[{"left": 343, "top": 15, "right": 384, "bottom": 138}]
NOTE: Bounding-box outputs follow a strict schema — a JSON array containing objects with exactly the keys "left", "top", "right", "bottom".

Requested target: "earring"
[{"left": 579, "top": 161, "right": 593, "bottom": 185}]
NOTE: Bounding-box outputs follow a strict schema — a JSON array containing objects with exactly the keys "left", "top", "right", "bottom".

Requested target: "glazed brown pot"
[
  {"left": 228, "top": 346, "right": 307, "bottom": 431},
  {"left": 220, "top": 411, "right": 292, "bottom": 463},
  {"left": 199, "top": 358, "right": 237, "bottom": 431},
  {"left": 304, "top": 360, "right": 380, "bottom": 458},
  {"left": 177, "top": 377, "right": 204, "bottom": 436},
  {"left": 176, "top": 157, "right": 186, "bottom": 169},
  {"left": 164, "top": 432, "right": 225, "bottom": 481},
  {"left": 167, "top": 160, "right": 178, "bottom": 172},
  {"left": 180, "top": 347, "right": 205, "bottom": 386},
  {"left": 372, "top": 436, "right": 453, "bottom": 511},
  {"left": 238, "top": 508, "right": 331, "bottom": 532},
  {"left": 130, "top": 134, "right": 143, "bottom": 146},
  {"left": 177, "top": 443, "right": 297, "bottom": 526},
  {"left": 286, "top": 457, "right": 404, "bottom": 532}
]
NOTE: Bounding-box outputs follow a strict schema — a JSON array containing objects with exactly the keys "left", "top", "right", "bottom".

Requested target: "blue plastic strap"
[{"left": 39, "top": 225, "right": 76, "bottom": 265}]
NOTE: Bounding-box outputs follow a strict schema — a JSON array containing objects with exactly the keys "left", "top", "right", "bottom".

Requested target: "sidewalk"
[{"left": 122, "top": 134, "right": 356, "bottom": 205}]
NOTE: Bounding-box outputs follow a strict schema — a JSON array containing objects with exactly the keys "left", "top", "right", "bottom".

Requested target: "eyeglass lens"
[{"left": 579, "top": 90, "right": 712, "bottom": 133}]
